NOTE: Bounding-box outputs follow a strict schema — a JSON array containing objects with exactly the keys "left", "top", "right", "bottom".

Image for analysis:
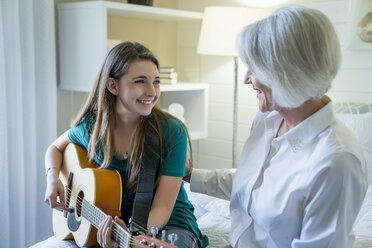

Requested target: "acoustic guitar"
[{"left": 52, "top": 142, "right": 177, "bottom": 248}]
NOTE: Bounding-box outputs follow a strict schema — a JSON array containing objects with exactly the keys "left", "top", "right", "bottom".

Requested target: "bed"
[
  {"left": 31, "top": 102, "right": 372, "bottom": 248},
  {"left": 186, "top": 101, "right": 372, "bottom": 248}
]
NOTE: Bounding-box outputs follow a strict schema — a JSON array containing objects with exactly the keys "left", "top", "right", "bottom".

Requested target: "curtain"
[{"left": 0, "top": 0, "right": 57, "bottom": 247}]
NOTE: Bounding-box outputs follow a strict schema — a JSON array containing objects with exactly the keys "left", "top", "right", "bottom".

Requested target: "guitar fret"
[
  {"left": 112, "top": 222, "right": 129, "bottom": 247},
  {"left": 82, "top": 199, "right": 103, "bottom": 229},
  {"left": 81, "top": 199, "right": 130, "bottom": 247}
]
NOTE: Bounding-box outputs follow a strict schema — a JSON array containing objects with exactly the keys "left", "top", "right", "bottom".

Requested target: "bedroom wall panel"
[
  {"left": 333, "top": 70, "right": 372, "bottom": 92},
  {"left": 177, "top": 47, "right": 200, "bottom": 82},
  {"left": 208, "top": 121, "right": 233, "bottom": 141},
  {"left": 302, "top": 0, "right": 349, "bottom": 23},
  {"left": 341, "top": 50, "right": 372, "bottom": 69},
  {"left": 208, "top": 103, "right": 233, "bottom": 122},
  {"left": 198, "top": 154, "right": 232, "bottom": 169},
  {"left": 199, "top": 139, "right": 233, "bottom": 158},
  {"left": 209, "top": 85, "right": 234, "bottom": 104}
]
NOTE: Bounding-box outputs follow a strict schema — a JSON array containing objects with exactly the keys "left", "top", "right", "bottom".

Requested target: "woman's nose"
[{"left": 244, "top": 70, "right": 253, "bottom": 85}]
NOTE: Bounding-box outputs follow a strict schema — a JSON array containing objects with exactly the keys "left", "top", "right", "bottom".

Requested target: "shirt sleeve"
[
  {"left": 160, "top": 119, "right": 188, "bottom": 178},
  {"left": 190, "top": 168, "right": 236, "bottom": 200},
  {"left": 291, "top": 152, "right": 368, "bottom": 248},
  {"left": 68, "top": 117, "right": 90, "bottom": 149}
]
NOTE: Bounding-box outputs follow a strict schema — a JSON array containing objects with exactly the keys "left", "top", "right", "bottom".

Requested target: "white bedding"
[
  {"left": 31, "top": 184, "right": 372, "bottom": 248},
  {"left": 185, "top": 183, "right": 372, "bottom": 248}
]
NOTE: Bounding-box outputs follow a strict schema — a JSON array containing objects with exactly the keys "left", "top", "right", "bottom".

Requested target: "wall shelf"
[
  {"left": 58, "top": 1, "right": 203, "bottom": 92},
  {"left": 57, "top": 1, "right": 207, "bottom": 140},
  {"left": 160, "top": 83, "right": 208, "bottom": 140},
  {"left": 60, "top": 1, "right": 203, "bottom": 21}
]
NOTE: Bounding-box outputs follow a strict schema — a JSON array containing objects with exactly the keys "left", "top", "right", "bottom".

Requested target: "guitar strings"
[
  {"left": 64, "top": 187, "right": 153, "bottom": 248},
  {"left": 65, "top": 187, "right": 145, "bottom": 247},
  {"left": 65, "top": 188, "right": 149, "bottom": 248}
]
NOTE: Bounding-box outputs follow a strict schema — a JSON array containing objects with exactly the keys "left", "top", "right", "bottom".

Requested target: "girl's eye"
[
  {"left": 134, "top": 79, "right": 145, "bottom": 84},
  {"left": 154, "top": 80, "right": 160, "bottom": 84}
]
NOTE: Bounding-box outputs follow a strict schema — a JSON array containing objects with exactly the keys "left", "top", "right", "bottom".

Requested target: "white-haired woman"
[{"left": 186, "top": 6, "right": 368, "bottom": 248}]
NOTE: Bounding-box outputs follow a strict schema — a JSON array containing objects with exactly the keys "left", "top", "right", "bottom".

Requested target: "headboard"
[{"left": 334, "top": 102, "right": 372, "bottom": 114}]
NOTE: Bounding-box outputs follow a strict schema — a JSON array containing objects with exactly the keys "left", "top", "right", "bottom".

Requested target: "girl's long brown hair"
[{"left": 72, "top": 41, "right": 193, "bottom": 194}]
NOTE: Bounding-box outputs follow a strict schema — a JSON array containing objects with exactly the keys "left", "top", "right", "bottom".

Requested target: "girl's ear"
[{"left": 106, "top": 77, "right": 119, "bottom": 95}]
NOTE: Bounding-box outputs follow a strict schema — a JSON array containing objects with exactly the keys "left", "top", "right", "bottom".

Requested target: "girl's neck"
[
  {"left": 115, "top": 111, "right": 140, "bottom": 128},
  {"left": 113, "top": 114, "right": 140, "bottom": 160},
  {"left": 276, "top": 96, "right": 329, "bottom": 137}
]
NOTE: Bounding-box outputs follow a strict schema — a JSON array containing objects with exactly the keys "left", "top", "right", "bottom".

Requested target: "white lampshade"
[{"left": 197, "top": 6, "right": 272, "bottom": 56}]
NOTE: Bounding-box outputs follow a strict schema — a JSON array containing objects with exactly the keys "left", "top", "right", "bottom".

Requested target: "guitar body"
[{"left": 53, "top": 143, "right": 122, "bottom": 247}]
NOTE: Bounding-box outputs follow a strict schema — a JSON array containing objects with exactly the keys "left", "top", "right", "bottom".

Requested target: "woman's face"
[
  {"left": 244, "top": 70, "right": 273, "bottom": 112},
  {"left": 115, "top": 60, "right": 160, "bottom": 118}
]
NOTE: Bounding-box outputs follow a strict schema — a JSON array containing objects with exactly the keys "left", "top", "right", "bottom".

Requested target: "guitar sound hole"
[{"left": 76, "top": 191, "right": 84, "bottom": 217}]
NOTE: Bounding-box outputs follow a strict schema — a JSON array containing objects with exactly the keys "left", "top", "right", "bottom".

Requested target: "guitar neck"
[{"left": 81, "top": 198, "right": 131, "bottom": 247}]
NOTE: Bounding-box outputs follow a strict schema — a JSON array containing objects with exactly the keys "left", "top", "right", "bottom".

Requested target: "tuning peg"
[
  {"left": 168, "top": 233, "right": 178, "bottom": 245},
  {"left": 151, "top": 226, "right": 158, "bottom": 238},
  {"left": 161, "top": 230, "right": 166, "bottom": 241},
  {"left": 148, "top": 242, "right": 155, "bottom": 247},
  {"left": 140, "top": 239, "right": 147, "bottom": 245}
]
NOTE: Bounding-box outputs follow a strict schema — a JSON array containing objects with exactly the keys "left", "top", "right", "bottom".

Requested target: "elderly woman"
[{"left": 187, "top": 6, "right": 368, "bottom": 248}]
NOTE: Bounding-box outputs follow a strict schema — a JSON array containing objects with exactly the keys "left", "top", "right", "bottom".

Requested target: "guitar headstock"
[{"left": 132, "top": 235, "right": 178, "bottom": 248}]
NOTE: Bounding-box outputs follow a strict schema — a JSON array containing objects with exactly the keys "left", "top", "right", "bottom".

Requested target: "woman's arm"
[
  {"left": 44, "top": 130, "right": 71, "bottom": 210},
  {"left": 147, "top": 175, "right": 182, "bottom": 233},
  {"left": 190, "top": 168, "right": 235, "bottom": 200},
  {"left": 292, "top": 152, "right": 368, "bottom": 247}
]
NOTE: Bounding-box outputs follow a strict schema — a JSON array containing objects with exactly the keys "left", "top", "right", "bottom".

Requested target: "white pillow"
[
  {"left": 184, "top": 182, "right": 230, "bottom": 218},
  {"left": 336, "top": 113, "right": 372, "bottom": 184}
]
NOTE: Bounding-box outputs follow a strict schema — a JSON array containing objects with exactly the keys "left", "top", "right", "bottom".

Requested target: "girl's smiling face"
[
  {"left": 244, "top": 70, "right": 273, "bottom": 112},
  {"left": 113, "top": 60, "right": 160, "bottom": 118}
]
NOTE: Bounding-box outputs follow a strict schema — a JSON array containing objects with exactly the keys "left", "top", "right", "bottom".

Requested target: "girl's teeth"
[{"left": 139, "top": 100, "right": 151, "bottom": 104}]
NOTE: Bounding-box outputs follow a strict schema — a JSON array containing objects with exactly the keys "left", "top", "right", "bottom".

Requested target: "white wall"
[{"left": 178, "top": 0, "right": 372, "bottom": 169}]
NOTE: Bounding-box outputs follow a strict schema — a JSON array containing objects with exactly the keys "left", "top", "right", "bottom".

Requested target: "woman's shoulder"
[
  {"left": 322, "top": 120, "right": 365, "bottom": 162},
  {"left": 307, "top": 121, "right": 367, "bottom": 185}
]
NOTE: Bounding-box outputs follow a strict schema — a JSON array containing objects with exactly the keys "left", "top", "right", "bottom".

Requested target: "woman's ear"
[{"left": 106, "top": 77, "right": 119, "bottom": 95}]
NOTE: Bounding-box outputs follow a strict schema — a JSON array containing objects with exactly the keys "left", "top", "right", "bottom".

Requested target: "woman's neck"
[{"left": 276, "top": 96, "right": 329, "bottom": 137}]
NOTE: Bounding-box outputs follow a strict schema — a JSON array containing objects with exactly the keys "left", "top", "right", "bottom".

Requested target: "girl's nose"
[{"left": 145, "top": 83, "right": 156, "bottom": 96}]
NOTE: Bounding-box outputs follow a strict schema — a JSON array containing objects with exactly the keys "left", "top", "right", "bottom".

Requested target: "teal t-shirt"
[{"left": 68, "top": 116, "right": 208, "bottom": 247}]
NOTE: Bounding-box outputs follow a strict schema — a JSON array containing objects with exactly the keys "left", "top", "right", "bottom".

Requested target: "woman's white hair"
[{"left": 237, "top": 6, "right": 341, "bottom": 108}]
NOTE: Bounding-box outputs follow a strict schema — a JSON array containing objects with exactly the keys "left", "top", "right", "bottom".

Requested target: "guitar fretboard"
[{"left": 81, "top": 198, "right": 130, "bottom": 247}]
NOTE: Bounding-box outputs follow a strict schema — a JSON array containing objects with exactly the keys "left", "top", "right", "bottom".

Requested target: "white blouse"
[{"left": 191, "top": 101, "right": 368, "bottom": 248}]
